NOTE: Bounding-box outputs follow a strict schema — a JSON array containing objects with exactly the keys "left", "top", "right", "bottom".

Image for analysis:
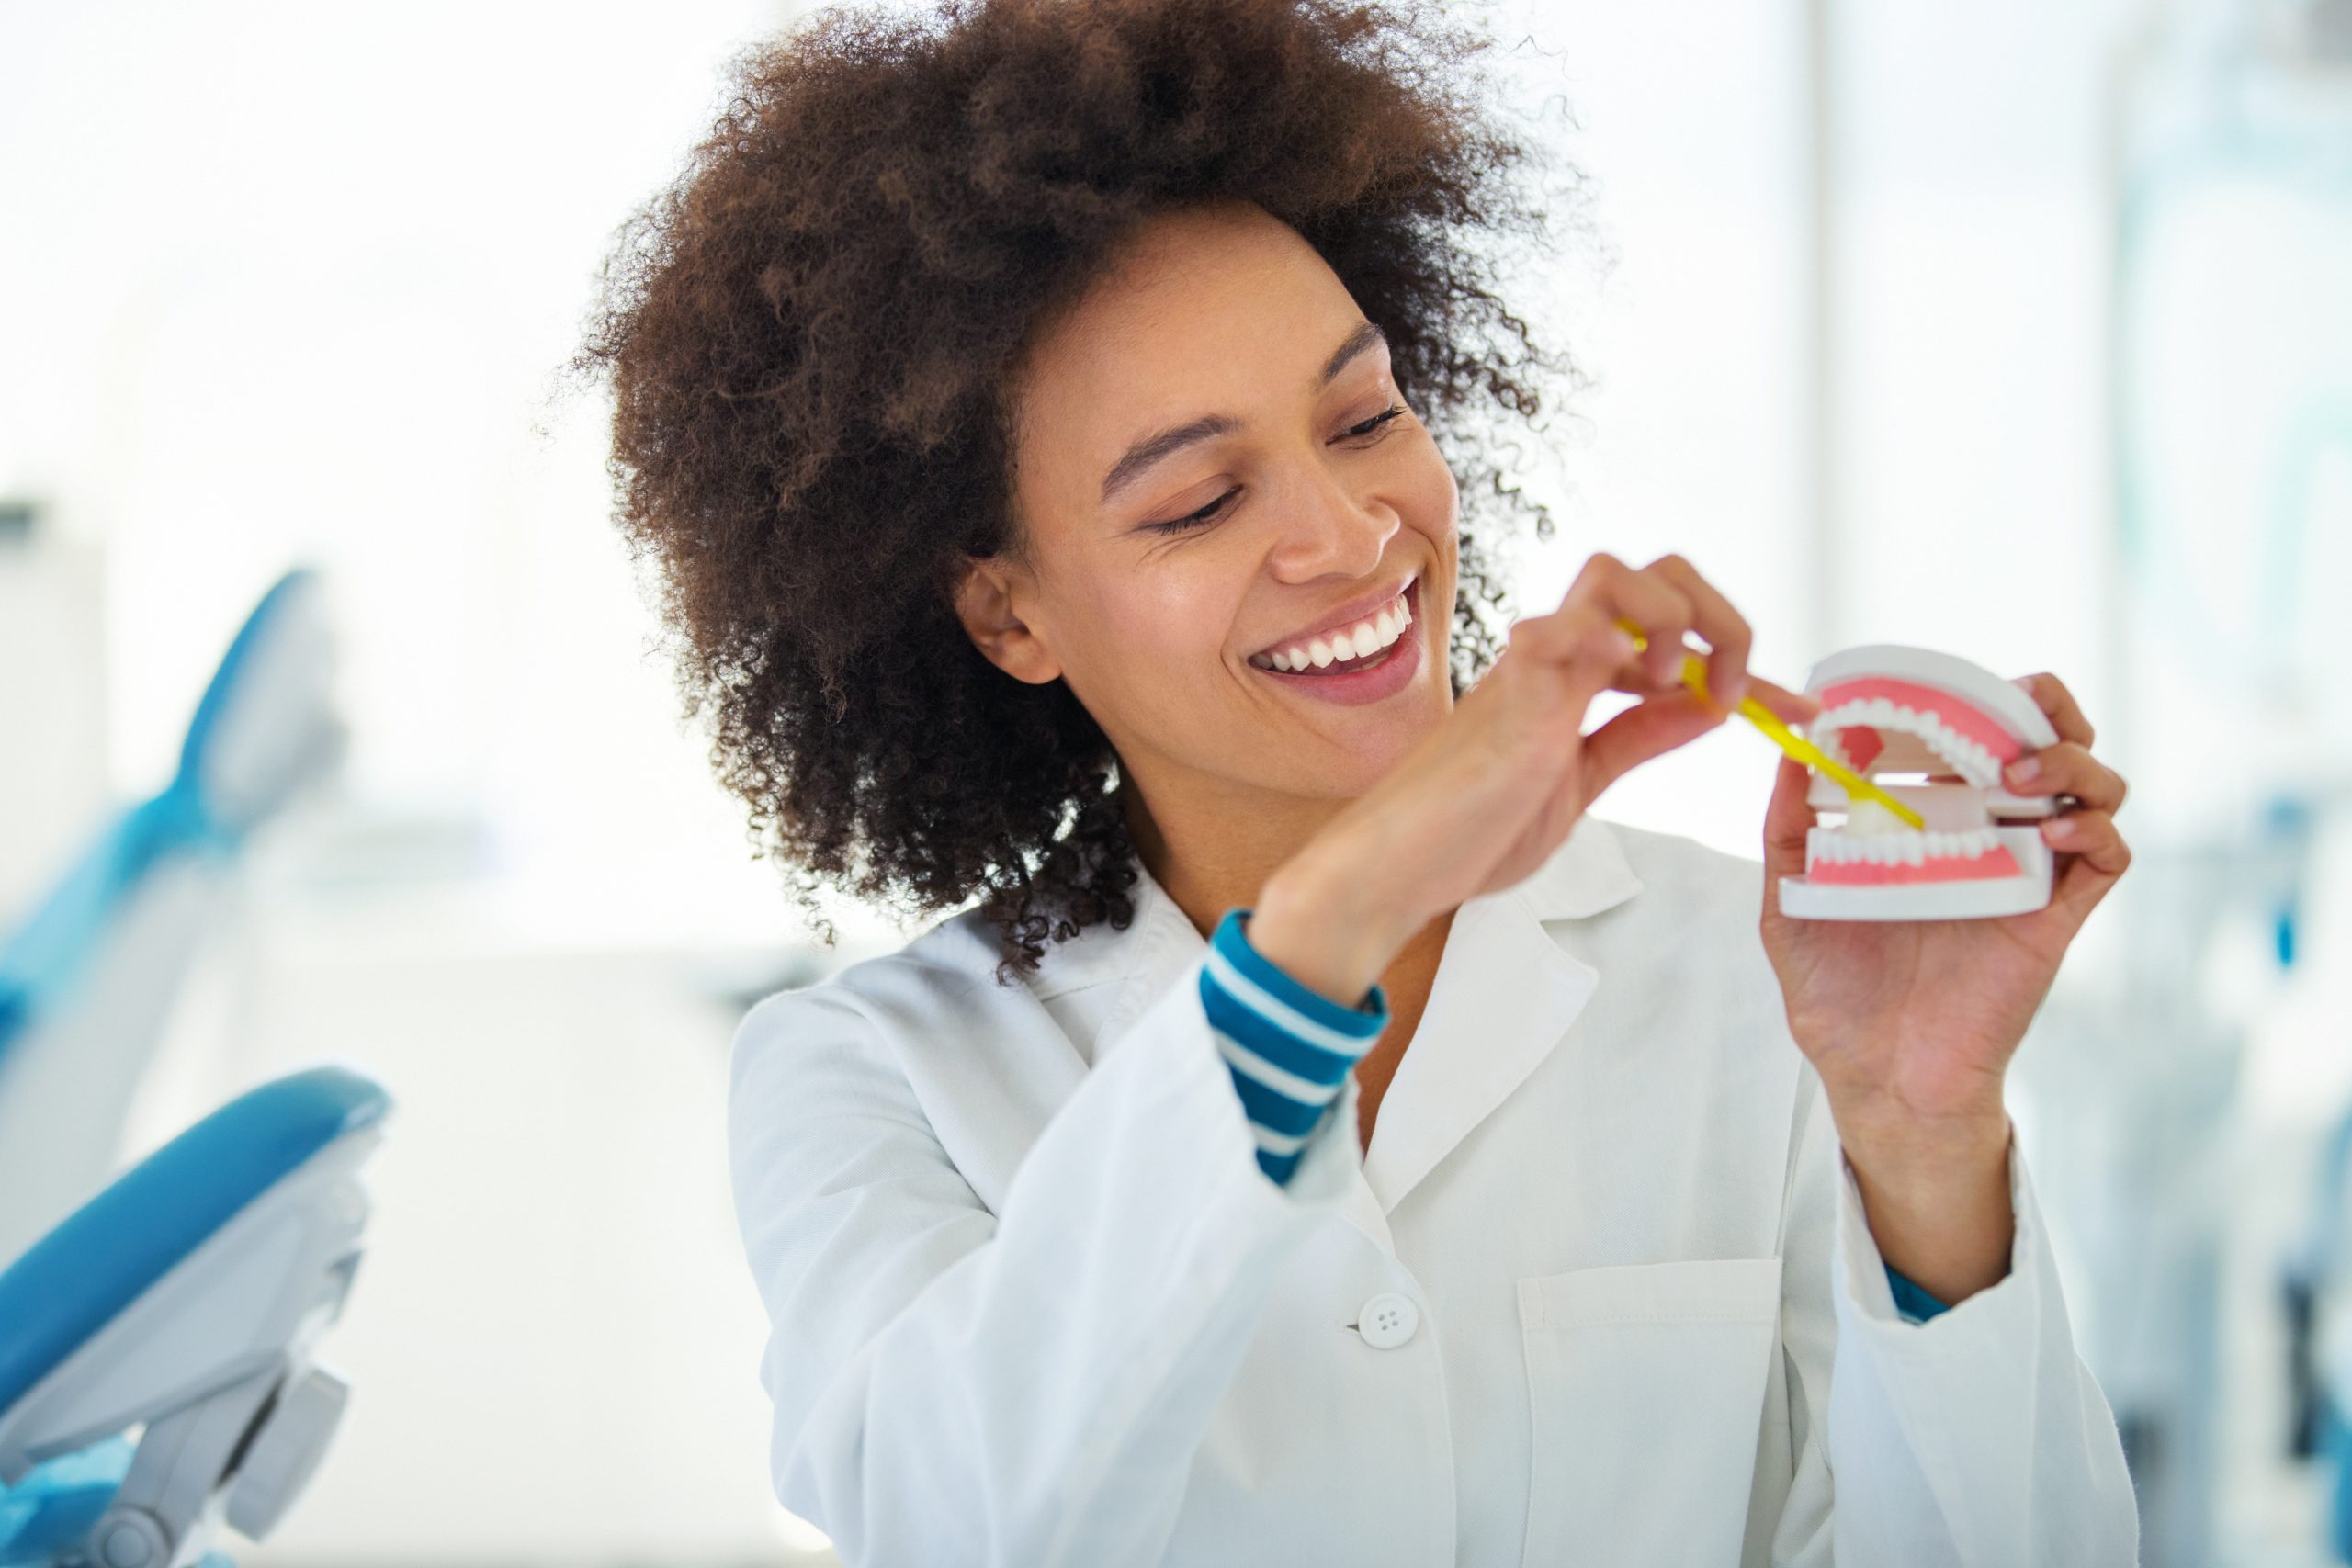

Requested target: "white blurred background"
[{"left": 3, "top": 0, "right": 2348, "bottom": 1562}]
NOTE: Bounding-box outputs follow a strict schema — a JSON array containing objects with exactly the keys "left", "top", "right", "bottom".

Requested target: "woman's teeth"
[{"left": 1247, "top": 591, "right": 1412, "bottom": 673}]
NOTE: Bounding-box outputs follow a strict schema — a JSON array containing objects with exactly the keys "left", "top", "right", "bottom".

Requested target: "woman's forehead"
[
  {"left": 1012, "top": 209, "right": 1368, "bottom": 489},
  {"left": 1046, "top": 206, "right": 1342, "bottom": 371}
]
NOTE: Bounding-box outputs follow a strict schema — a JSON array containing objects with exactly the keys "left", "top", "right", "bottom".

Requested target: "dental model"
[{"left": 1777, "top": 644, "right": 2063, "bottom": 921}]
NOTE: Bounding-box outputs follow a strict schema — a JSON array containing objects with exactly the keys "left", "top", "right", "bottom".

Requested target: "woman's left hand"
[{"left": 1757, "top": 671, "right": 2132, "bottom": 1300}]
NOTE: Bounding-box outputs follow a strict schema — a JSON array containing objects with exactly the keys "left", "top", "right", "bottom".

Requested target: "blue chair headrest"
[{"left": 0, "top": 1066, "right": 390, "bottom": 1418}]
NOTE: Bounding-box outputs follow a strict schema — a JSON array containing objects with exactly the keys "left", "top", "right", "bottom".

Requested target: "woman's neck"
[
  {"left": 1122, "top": 777, "right": 1344, "bottom": 942},
  {"left": 1123, "top": 773, "right": 1458, "bottom": 988}
]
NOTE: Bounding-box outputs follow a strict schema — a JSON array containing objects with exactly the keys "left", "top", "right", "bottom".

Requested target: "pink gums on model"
[{"left": 1813, "top": 677, "right": 2027, "bottom": 767}]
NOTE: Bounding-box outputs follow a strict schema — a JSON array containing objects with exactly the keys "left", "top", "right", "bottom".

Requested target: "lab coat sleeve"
[
  {"left": 1767, "top": 1060, "right": 2142, "bottom": 1566},
  {"left": 726, "top": 956, "right": 1363, "bottom": 1568}
]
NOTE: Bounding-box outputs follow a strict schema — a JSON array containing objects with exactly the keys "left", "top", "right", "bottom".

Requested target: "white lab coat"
[{"left": 726, "top": 813, "right": 2141, "bottom": 1566}]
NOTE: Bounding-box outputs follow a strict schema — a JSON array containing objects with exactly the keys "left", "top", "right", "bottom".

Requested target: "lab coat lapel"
[
  {"left": 1094, "top": 816, "right": 1643, "bottom": 1230},
  {"left": 1093, "top": 863, "right": 1397, "bottom": 1251},
  {"left": 1361, "top": 816, "right": 1643, "bottom": 1214}
]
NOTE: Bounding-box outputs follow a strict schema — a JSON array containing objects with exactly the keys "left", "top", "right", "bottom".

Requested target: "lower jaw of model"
[{"left": 1775, "top": 647, "right": 2062, "bottom": 921}]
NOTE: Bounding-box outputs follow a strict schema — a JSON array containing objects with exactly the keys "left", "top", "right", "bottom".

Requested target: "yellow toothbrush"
[{"left": 1613, "top": 619, "right": 1927, "bottom": 831}]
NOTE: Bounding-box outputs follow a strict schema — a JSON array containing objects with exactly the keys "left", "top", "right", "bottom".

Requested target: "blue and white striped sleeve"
[{"left": 1198, "top": 908, "right": 1388, "bottom": 1185}]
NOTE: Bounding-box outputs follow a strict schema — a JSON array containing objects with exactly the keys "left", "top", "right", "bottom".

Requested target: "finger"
[
  {"left": 1600, "top": 652, "right": 1815, "bottom": 730},
  {"left": 2043, "top": 810, "right": 2131, "bottom": 923},
  {"left": 1578, "top": 688, "right": 1728, "bottom": 804},
  {"left": 1510, "top": 604, "right": 1645, "bottom": 712},
  {"left": 1604, "top": 653, "right": 1699, "bottom": 700},
  {"left": 1644, "top": 553, "right": 1754, "bottom": 710},
  {"left": 1563, "top": 551, "right": 1697, "bottom": 689},
  {"left": 1744, "top": 674, "right": 1820, "bottom": 727},
  {"left": 1761, "top": 754, "right": 1815, "bottom": 889},
  {"left": 2012, "top": 671, "right": 2095, "bottom": 749},
  {"left": 2004, "top": 742, "right": 2128, "bottom": 814}
]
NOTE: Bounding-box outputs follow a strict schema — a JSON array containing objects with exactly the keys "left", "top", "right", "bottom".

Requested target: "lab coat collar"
[
  {"left": 1502, "top": 807, "right": 1645, "bottom": 922},
  {"left": 1092, "top": 814, "right": 1642, "bottom": 1220}
]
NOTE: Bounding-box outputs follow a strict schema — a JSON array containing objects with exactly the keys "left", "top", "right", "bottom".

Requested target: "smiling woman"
[
  {"left": 576, "top": 0, "right": 1577, "bottom": 981},
  {"left": 581, "top": 2, "right": 2141, "bottom": 1564}
]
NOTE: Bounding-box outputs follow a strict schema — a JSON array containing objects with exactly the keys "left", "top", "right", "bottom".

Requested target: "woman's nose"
[{"left": 1267, "top": 465, "right": 1399, "bottom": 577}]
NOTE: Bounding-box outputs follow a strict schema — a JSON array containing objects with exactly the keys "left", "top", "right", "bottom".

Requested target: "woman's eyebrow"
[{"left": 1098, "top": 320, "right": 1390, "bottom": 504}]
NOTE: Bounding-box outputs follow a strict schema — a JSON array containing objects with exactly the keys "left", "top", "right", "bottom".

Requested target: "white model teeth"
[
  {"left": 1251, "top": 592, "right": 1412, "bottom": 672},
  {"left": 1805, "top": 826, "right": 2003, "bottom": 865},
  {"left": 1811, "top": 698, "right": 2004, "bottom": 788}
]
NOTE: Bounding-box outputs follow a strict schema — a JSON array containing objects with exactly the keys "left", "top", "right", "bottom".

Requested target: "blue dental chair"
[
  {"left": 0, "top": 569, "right": 390, "bottom": 1564},
  {"left": 0, "top": 569, "right": 345, "bottom": 1264},
  {"left": 0, "top": 1066, "right": 390, "bottom": 1567}
]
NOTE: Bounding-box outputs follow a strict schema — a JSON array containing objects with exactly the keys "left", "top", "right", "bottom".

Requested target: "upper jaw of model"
[{"left": 1777, "top": 644, "right": 2063, "bottom": 921}]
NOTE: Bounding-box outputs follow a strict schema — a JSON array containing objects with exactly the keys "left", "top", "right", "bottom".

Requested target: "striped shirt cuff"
[
  {"left": 1200, "top": 908, "right": 1388, "bottom": 1185},
  {"left": 1885, "top": 1263, "right": 1951, "bottom": 1324}
]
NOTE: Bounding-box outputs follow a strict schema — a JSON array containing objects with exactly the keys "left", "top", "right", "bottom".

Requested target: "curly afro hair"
[{"left": 579, "top": 0, "right": 1588, "bottom": 985}]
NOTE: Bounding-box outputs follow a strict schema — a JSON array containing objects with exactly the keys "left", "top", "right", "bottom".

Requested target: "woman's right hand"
[{"left": 1249, "top": 552, "right": 1818, "bottom": 1006}]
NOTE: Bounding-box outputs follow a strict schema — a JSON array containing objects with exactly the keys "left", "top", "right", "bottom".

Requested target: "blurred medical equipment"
[
  {"left": 2021, "top": 799, "right": 2313, "bottom": 1568},
  {"left": 0, "top": 502, "right": 106, "bottom": 920},
  {"left": 2267, "top": 784, "right": 2352, "bottom": 1565},
  {"left": 0, "top": 568, "right": 343, "bottom": 1265},
  {"left": 0, "top": 1065, "right": 390, "bottom": 1568},
  {"left": 0, "top": 567, "right": 376, "bottom": 1562},
  {"left": 2083, "top": 0, "right": 2352, "bottom": 1560},
  {"left": 2109, "top": 0, "right": 2352, "bottom": 835}
]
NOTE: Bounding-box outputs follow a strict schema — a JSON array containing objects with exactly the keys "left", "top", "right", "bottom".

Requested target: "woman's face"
[{"left": 961, "top": 201, "right": 1461, "bottom": 840}]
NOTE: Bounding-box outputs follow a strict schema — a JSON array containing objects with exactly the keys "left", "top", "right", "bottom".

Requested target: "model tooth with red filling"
[{"left": 1777, "top": 644, "right": 2063, "bottom": 921}]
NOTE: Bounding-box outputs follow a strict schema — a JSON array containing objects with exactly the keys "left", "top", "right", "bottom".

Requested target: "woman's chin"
[{"left": 1263, "top": 703, "right": 1443, "bottom": 783}]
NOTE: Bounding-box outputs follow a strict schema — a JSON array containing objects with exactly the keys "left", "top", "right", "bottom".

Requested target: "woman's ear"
[{"left": 953, "top": 557, "right": 1062, "bottom": 685}]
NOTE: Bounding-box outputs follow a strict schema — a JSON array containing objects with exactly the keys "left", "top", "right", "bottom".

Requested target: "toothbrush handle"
[
  {"left": 1674, "top": 650, "right": 1928, "bottom": 830},
  {"left": 1609, "top": 620, "right": 1923, "bottom": 830}
]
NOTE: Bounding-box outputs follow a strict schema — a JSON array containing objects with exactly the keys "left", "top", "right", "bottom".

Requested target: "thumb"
[{"left": 1762, "top": 754, "right": 1815, "bottom": 890}]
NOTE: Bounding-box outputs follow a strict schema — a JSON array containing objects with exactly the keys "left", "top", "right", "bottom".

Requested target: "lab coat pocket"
[{"left": 1516, "top": 1256, "right": 1783, "bottom": 1566}]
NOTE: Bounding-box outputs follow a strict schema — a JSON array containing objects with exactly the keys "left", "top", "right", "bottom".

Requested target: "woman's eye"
[
  {"left": 1144, "top": 488, "right": 1239, "bottom": 534},
  {"left": 1137, "top": 407, "right": 1407, "bottom": 535}
]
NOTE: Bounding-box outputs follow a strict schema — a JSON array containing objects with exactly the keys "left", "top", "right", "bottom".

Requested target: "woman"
[{"left": 582, "top": 0, "right": 2140, "bottom": 1561}]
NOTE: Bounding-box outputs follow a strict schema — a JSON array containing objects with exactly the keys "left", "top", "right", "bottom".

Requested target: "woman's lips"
[
  {"left": 1249, "top": 574, "right": 1416, "bottom": 667},
  {"left": 1247, "top": 578, "right": 1426, "bottom": 707}
]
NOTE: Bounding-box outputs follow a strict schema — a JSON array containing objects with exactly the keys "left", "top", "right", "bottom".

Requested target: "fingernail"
[
  {"left": 2046, "top": 814, "right": 2075, "bottom": 841},
  {"left": 1722, "top": 675, "right": 1749, "bottom": 708},
  {"left": 2007, "top": 755, "right": 2041, "bottom": 784}
]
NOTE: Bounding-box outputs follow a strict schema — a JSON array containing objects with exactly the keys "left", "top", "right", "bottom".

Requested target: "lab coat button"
[{"left": 1357, "top": 1292, "right": 1419, "bottom": 1349}]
